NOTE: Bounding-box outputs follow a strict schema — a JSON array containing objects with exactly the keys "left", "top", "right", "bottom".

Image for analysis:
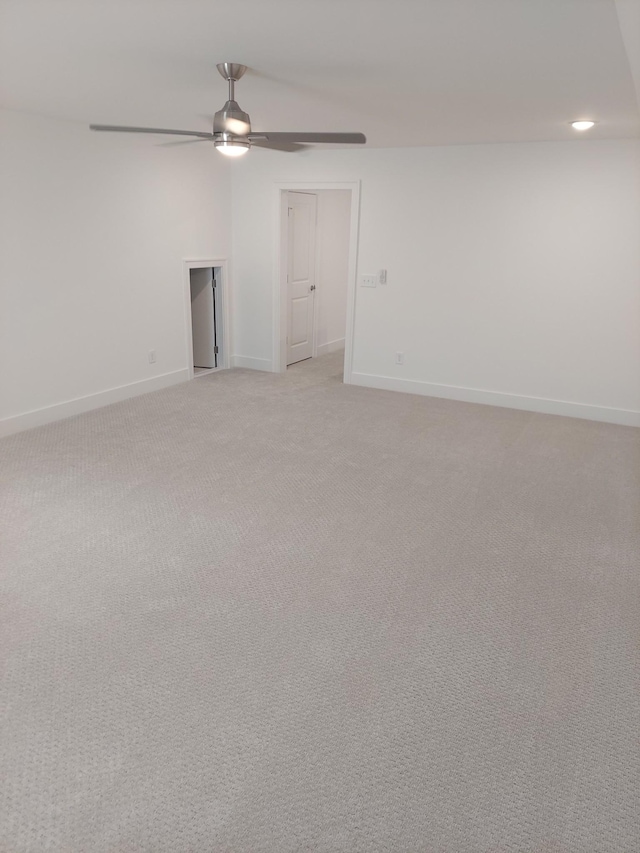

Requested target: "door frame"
[
  {"left": 182, "top": 258, "right": 230, "bottom": 380},
  {"left": 273, "top": 181, "right": 361, "bottom": 382}
]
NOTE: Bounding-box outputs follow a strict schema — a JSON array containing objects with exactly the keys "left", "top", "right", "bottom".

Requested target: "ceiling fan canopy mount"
[
  {"left": 216, "top": 62, "right": 248, "bottom": 83},
  {"left": 90, "top": 63, "right": 366, "bottom": 156}
]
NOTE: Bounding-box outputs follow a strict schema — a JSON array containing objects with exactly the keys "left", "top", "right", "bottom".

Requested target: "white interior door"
[
  {"left": 286, "top": 192, "right": 317, "bottom": 365},
  {"left": 190, "top": 268, "right": 216, "bottom": 369}
]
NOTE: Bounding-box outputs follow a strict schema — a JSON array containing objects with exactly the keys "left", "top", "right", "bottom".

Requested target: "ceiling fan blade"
[
  {"left": 251, "top": 139, "right": 307, "bottom": 153},
  {"left": 90, "top": 124, "right": 214, "bottom": 139},
  {"left": 249, "top": 132, "right": 366, "bottom": 144},
  {"left": 159, "top": 137, "right": 214, "bottom": 148}
]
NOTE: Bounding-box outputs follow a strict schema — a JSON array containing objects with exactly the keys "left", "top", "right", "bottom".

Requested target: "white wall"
[
  {"left": 314, "top": 190, "right": 351, "bottom": 355},
  {"left": 2, "top": 122, "right": 638, "bottom": 432},
  {"left": 231, "top": 140, "right": 640, "bottom": 425},
  {"left": 0, "top": 110, "right": 231, "bottom": 435}
]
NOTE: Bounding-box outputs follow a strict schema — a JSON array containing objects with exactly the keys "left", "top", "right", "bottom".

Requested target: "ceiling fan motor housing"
[{"left": 213, "top": 100, "right": 251, "bottom": 136}]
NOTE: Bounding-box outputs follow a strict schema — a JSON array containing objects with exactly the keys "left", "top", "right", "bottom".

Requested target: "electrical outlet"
[
  {"left": 359, "top": 274, "right": 377, "bottom": 288},
  {"left": 395, "top": 352, "right": 404, "bottom": 365},
  {"left": 148, "top": 350, "right": 157, "bottom": 364},
  {"left": 379, "top": 269, "right": 388, "bottom": 284}
]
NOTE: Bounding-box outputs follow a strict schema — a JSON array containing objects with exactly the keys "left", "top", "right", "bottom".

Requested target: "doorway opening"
[
  {"left": 275, "top": 182, "right": 360, "bottom": 382},
  {"left": 183, "top": 260, "right": 229, "bottom": 379},
  {"left": 284, "top": 189, "right": 353, "bottom": 369}
]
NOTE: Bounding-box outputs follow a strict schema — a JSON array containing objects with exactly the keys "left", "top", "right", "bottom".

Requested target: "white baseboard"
[
  {"left": 350, "top": 372, "right": 640, "bottom": 427},
  {"left": 0, "top": 369, "right": 190, "bottom": 438},
  {"left": 316, "top": 338, "right": 345, "bottom": 357},
  {"left": 231, "top": 355, "right": 272, "bottom": 371}
]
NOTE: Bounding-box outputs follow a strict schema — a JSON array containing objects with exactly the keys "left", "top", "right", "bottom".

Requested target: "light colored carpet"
[{"left": 1, "top": 351, "right": 639, "bottom": 852}]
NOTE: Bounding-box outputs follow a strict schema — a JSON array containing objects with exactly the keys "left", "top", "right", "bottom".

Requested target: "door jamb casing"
[
  {"left": 273, "top": 181, "right": 361, "bottom": 382},
  {"left": 183, "top": 258, "right": 230, "bottom": 380}
]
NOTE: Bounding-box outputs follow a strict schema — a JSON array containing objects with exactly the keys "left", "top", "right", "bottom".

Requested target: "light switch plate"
[{"left": 360, "top": 274, "right": 377, "bottom": 288}]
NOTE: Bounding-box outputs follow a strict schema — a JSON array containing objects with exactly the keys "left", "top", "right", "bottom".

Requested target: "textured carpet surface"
[{"left": 1, "top": 351, "right": 639, "bottom": 852}]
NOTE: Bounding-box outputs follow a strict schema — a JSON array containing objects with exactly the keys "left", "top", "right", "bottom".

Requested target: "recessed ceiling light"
[{"left": 571, "top": 120, "right": 596, "bottom": 131}]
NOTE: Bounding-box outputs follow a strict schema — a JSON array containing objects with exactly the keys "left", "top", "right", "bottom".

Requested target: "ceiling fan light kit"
[
  {"left": 214, "top": 133, "right": 251, "bottom": 156},
  {"left": 90, "top": 62, "right": 366, "bottom": 156}
]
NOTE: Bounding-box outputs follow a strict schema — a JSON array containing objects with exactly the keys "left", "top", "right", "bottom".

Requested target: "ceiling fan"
[{"left": 90, "top": 62, "right": 367, "bottom": 156}]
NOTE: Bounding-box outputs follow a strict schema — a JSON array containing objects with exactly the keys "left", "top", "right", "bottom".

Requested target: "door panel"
[
  {"left": 291, "top": 296, "right": 310, "bottom": 345},
  {"left": 292, "top": 207, "right": 312, "bottom": 281},
  {"left": 287, "top": 192, "right": 317, "bottom": 365}
]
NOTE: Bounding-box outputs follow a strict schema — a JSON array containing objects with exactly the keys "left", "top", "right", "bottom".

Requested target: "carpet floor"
[{"left": 1, "top": 351, "right": 639, "bottom": 852}]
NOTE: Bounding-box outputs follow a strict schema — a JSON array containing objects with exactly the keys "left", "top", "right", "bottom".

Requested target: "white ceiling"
[{"left": 1, "top": 0, "right": 639, "bottom": 147}]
